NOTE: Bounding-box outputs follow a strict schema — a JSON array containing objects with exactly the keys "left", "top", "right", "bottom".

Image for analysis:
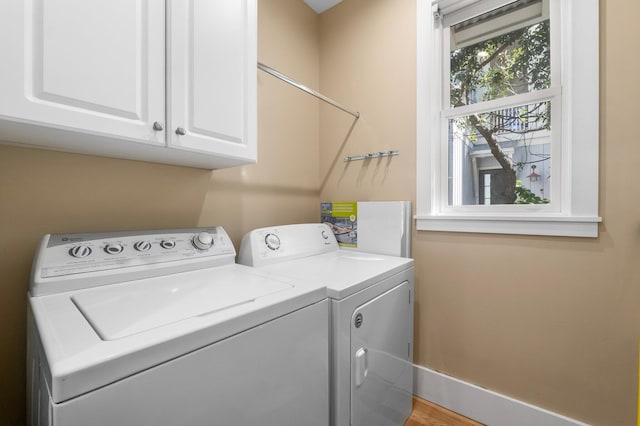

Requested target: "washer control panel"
[{"left": 36, "top": 227, "right": 235, "bottom": 281}]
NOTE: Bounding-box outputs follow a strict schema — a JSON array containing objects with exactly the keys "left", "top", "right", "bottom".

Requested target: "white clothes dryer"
[
  {"left": 27, "top": 227, "right": 329, "bottom": 426},
  {"left": 238, "top": 223, "right": 414, "bottom": 426}
]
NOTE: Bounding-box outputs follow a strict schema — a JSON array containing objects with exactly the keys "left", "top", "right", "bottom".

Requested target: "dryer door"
[{"left": 350, "top": 281, "right": 413, "bottom": 426}]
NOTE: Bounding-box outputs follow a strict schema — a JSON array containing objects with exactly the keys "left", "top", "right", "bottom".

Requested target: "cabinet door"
[
  {"left": 0, "top": 0, "right": 165, "bottom": 145},
  {"left": 168, "top": 0, "right": 257, "bottom": 163}
]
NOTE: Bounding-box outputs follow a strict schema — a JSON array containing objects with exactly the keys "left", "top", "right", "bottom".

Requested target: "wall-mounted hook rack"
[{"left": 344, "top": 150, "right": 399, "bottom": 162}]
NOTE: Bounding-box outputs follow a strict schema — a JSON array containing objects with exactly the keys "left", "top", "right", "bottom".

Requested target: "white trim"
[
  {"left": 416, "top": 0, "right": 437, "bottom": 217},
  {"left": 442, "top": 87, "right": 558, "bottom": 119},
  {"left": 413, "top": 364, "right": 591, "bottom": 426},
  {"left": 562, "top": 0, "right": 600, "bottom": 219},
  {"left": 415, "top": 214, "right": 600, "bottom": 237}
]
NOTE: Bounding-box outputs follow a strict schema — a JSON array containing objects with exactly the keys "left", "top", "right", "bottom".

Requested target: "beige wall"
[
  {"left": 0, "top": 1, "right": 319, "bottom": 424},
  {"left": 318, "top": 0, "right": 640, "bottom": 425}
]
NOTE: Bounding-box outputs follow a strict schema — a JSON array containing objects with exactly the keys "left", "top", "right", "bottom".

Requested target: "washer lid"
[
  {"left": 72, "top": 269, "right": 292, "bottom": 340},
  {"left": 30, "top": 264, "right": 326, "bottom": 403}
]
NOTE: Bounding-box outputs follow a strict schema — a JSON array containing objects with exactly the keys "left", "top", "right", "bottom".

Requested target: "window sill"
[{"left": 415, "top": 215, "right": 602, "bottom": 238}]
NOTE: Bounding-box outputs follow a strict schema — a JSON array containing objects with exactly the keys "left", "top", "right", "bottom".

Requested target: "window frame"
[{"left": 416, "top": 0, "right": 601, "bottom": 237}]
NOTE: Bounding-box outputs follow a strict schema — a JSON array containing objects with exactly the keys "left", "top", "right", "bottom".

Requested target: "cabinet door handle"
[
  {"left": 152, "top": 121, "right": 164, "bottom": 131},
  {"left": 175, "top": 127, "right": 186, "bottom": 136}
]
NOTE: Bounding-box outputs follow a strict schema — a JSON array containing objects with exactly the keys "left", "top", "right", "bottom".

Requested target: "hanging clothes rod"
[{"left": 257, "top": 62, "right": 360, "bottom": 119}]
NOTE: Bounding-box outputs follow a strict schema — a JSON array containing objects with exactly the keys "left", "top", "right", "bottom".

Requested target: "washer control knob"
[
  {"left": 104, "top": 243, "right": 124, "bottom": 255},
  {"left": 321, "top": 230, "right": 329, "bottom": 240},
  {"left": 265, "top": 233, "right": 281, "bottom": 251},
  {"left": 69, "top": 245, "right": 92, "bottom": 258},
  {"left": 134, "top": 241, "right": 152, "bottom": 252},
  {"left": 160, "top": 240, "right": 176, "bottom": 249},
  {"left": 193, "top": 232, "right": 214, "bottom": 250}
]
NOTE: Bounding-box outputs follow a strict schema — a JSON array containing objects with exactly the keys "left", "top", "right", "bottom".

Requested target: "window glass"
[
  {"left": 450, "top": 0, "right": 550, "bottom": 107},
  {"left": 447, "top": 101, "right": 551, "bottom": 205}
]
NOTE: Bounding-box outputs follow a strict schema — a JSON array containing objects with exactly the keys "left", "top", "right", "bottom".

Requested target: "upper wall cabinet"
[{"left": 0, "top": 0, "right": 257, "bottom": 170}]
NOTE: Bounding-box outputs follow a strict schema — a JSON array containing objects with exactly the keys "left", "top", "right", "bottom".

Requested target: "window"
[{"left": 416, "top": 0, "right": 601, "bottom": 237}]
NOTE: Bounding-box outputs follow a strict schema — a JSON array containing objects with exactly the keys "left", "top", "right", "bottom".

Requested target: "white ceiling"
[{"left": 303, "top": 0, "right": 343, "bottom": 14}]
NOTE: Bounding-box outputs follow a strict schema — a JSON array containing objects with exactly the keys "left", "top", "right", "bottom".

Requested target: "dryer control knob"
[
  {"left": 265, "top": 233, "right": 281, "bottom": 251},
  {"left": 193, "top": 232, "right": 214, "bottom": 250}
]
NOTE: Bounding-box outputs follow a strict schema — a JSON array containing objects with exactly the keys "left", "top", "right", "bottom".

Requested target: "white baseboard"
[{"left": 413, "top": 364, "right": 590, "bottom": 426}]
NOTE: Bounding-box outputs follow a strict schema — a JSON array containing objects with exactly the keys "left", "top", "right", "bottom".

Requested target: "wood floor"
[{"left": 405, "top": 397, "right": 485, "bottom": 426}]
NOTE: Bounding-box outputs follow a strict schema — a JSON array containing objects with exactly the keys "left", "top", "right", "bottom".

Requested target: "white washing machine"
[
  {"left": 27, "top": 227, "right": 329, "bottom": 426},
  {"left": 238, "top": 223, "right": 414, "bottom": 426}
]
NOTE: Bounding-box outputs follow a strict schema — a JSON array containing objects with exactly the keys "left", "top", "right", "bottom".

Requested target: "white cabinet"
[
  {"left": 168, "top": 1, "right": 256, "bottom": 162},
  {"left": 0, "top": 0, "right": 256, "bottom": 170},
  {"left": 0, "top": 0, "right": 166, "bottom": 146}
]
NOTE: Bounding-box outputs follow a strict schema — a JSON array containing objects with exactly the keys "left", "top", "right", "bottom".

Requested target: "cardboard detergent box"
[
  {"left": 321, "top": 201, "right": 411, "bottom": 257},
  {"left": 321, "top": 202, "right": 358, "bottom": 248}
]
